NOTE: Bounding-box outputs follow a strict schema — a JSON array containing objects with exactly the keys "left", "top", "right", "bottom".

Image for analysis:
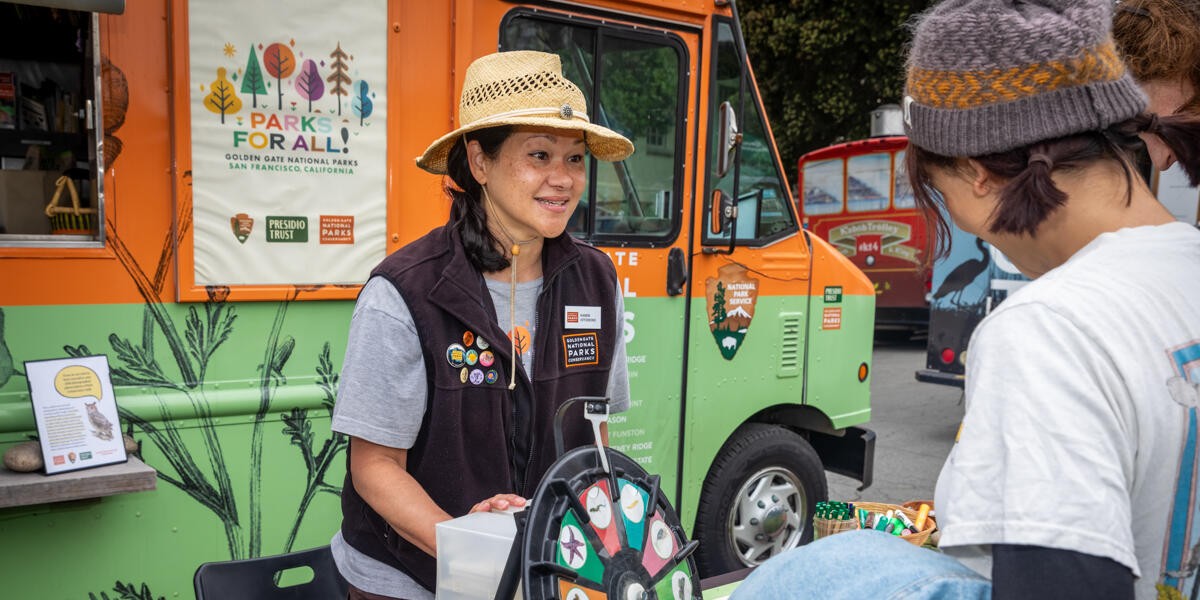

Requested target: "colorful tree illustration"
[
  {"left": 352, "top": 79, "right": 373, "bottom": 126},
  {"left": 326, "top": 42, "right": 352, "bottom": 116},
  {"left": 294, "top": 59, "right": 325, "bottom": 112},
  {"left": 204, "top": 67, "right": 242, "bottom": 124},
  {"left": 263, "top": 42, "right": 296, "bottom": 110},
  {"left": 240, "top": 45, "right": 267, "bottom": 109}
]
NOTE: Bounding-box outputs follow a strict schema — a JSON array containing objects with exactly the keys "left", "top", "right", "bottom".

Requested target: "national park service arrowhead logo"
[
  {"left": 706, "top": 263, "right": 759, "bottom": 360},
  {"left": 230, "top": 213, "right": 253, "bottom": 244}
]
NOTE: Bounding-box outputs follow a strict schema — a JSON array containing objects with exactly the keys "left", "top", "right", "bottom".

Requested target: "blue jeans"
[{"left": 729, "top": 530, "right": 991, "bottom": 599}]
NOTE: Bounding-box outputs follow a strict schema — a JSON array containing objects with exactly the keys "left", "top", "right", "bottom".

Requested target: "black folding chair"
[{"left": 193, "top": 545, "right": 349, "bottom": 600}]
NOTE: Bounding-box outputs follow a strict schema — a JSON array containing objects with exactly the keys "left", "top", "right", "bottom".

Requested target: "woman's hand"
[{"left": 468, "top": 494, "right": 528, "bottom": 514}]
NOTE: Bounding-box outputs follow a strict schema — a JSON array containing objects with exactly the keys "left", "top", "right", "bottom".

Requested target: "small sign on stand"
[{"left": 24, "top": 355, "right": 127, "bottom": 475}]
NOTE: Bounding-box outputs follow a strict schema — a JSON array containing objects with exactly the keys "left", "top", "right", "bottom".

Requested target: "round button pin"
[
  {"left": 459, "top": 367, "right": 469, "bottom": 383},
  {"left": 469, "top": 369, "right": 485, "bottom": 385},
  {"left": 485, "top": 370, "right": 498, "bottom": 384},
  {"left": 466, "top": 349, "right": 479, "bottom": 366},
  {"left": 463, "top": 330, "right": 475, "bottom": 347},
  {"left": 446, "top": 343, "right": 466, "bottom": 368},
  {"left": 476, "top": 338, "right": 489, "bottom": 350},
  {"left": 479, "top": 350, "right": 495, "bottom": 367}
]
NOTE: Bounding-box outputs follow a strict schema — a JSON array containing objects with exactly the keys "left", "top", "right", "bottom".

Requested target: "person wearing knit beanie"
[
  {"left": 901, "top": 0, "right": 1200, "bottom": 599},
  {"left": 727, "top": 2, "right": 1200, "bottom": 600}
]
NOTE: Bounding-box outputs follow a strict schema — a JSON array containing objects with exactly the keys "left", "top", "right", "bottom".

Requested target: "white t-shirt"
[{"left": 935, "top": 222, "right": 1200, "bottom": 600}]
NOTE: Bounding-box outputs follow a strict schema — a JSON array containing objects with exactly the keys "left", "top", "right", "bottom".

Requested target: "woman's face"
[
  {"left": 470, "top": 126, "right": 587, "bottom": 242},
  {"left": 1140, "top": 77, "right": 1197, "bottom": 171}
]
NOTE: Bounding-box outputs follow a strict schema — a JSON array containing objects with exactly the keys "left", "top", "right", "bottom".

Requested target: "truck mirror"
[
  {"left": 711, "top": 188, "right": 736, "bottom": 236},
  {"left": 717, "top": 101, "right": 740, "bottom": 178}
]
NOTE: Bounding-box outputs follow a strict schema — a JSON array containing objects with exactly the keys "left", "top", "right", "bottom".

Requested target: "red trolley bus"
[{"left": 798, "top": 125, "right": 929, "bottom": 330}]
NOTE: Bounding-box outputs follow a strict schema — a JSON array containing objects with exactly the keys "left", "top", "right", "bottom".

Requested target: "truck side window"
[
  {"left": 500, "top": 11, "right": 686, "bottom": 244},
  {"left": 847, "top": 153, "right": 890, "bottom": 213},
  {"left": 705, "top": 21, "right": 795, "bottom": 245},
  {"left": 0, "top": 6, "right": 105, "bottom": 248}
]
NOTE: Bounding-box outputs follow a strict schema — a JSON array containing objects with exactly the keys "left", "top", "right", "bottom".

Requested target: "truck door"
[{"left": 500, "top": 8, "right": 696, "bottom": 508}]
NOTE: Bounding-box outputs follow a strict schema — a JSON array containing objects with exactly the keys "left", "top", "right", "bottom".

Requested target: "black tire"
[{"left": 692, "top": 423, "right": 827, "bottom": 578}]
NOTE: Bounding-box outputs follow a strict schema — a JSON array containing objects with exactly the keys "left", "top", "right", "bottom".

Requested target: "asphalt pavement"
[{"left": 825, "top": 335, "right": 965, "bottom": 505}]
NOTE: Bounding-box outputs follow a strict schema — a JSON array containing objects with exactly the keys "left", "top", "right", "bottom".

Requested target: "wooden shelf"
[{"left": 0, "top": 456, "right": 157, "bottom": 508}]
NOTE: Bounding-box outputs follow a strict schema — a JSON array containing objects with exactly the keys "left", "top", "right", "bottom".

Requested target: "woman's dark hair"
[
  {"left": 907, "top": 112, "right": 1200, "bottom": 264},
  {"left": 445, "top": 125, "right": 514, "bottom": 273}
]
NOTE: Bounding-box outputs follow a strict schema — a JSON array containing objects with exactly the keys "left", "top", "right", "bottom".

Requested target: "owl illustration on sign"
[{"left": 85, "top": 401, "right": 114, "bottom": 441}]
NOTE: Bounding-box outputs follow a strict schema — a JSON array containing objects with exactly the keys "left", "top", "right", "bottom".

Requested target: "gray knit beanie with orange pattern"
[{"left": 903, "top": 0, "right": 1147, "bottom": 156}]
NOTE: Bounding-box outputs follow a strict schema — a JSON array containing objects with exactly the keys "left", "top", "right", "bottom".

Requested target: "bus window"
[
  {"left": 705, "top": 21, "right": 794, "bottom": 243},
  {"left": 501, "top": 13, "right": 685, "bottom": 243},
  {"left": 802, "top": 158, "right": 843, "bottom": 215},
  {"left": 0, "top": 7, "right": 105, "bottom": 248},
  {"left": 846, "top": 153, "right": 889, "bottom": 213},
  {"left": 894, "top": 150, "right": 915, "bottom": 209}
]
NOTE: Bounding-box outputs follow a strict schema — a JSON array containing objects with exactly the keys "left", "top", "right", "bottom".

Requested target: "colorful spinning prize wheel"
[{"left": 516, "top": 445, "right": 701, "bottom": 600}]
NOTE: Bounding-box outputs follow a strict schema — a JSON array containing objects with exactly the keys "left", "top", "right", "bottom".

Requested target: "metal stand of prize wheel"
[{"left": 494, "top": 397, "right": 702, "bottom": 600}]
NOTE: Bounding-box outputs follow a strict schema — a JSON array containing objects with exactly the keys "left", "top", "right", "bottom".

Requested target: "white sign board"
[
  {"left": 189, "top": 0, "right": 388, "bottom": 285},
  {"left": 25, "top": 355, "right": 127, "bottom": 475}
]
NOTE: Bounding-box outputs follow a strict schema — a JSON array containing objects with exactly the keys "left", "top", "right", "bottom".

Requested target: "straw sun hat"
[{"left": 415, "top": 51, "right": 634, "bottom": 174}]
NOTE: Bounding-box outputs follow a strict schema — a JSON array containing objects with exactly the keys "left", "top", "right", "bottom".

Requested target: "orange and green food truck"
[{"left": 0, "top": 0, "right": 875, "bottom": 595}]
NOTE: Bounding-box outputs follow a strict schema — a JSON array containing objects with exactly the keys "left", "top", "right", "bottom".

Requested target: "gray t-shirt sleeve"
[
  {"left": 331, "top": 277, "right": 428, "bottom": 449},
  {"left": 606, "top": 287, "right": 631, "bottom": 414}
]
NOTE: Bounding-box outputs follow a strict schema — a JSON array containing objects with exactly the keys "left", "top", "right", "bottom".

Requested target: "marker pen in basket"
[
  {"left": 914, "top": 504, "right": 931, "bottom": 531},
  {"left": 896, "top": 510, "right": 916, "bottom": 531},
  {"left": 874, "top": 514, "right": 888, "bottom": 531}
]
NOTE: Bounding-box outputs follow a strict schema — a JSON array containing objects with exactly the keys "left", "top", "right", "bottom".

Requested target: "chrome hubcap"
[{"left": 727, "top": 467, "right": 805, "bottom": 566}]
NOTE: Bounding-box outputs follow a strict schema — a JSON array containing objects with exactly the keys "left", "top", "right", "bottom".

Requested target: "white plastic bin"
[{"left": 435, "top": 509, "right": 523, "bottom": 600}]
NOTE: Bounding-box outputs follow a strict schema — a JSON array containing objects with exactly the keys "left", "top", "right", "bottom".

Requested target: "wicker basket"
[
  {"left": 44, "top": 176, "right": 95, "bottom": 235},
  {"left": 853, "top": 501, "right": 937, "bottom": 547}
]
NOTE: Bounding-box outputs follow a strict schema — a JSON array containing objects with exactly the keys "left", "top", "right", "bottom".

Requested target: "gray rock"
[{"left": 3, "top": 441, "right": 43, "bottom": 472}]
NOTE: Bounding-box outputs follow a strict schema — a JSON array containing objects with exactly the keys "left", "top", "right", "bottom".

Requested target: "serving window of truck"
[{"left": 0, "top": 3, "right": 107, "bottom": 248}]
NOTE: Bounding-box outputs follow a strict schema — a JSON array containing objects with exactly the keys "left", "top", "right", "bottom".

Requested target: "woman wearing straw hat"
[
  {"left": 727, "top": 0, "right": 1200, "bottom": 599},
  {"left": 329, "top": 51, "right": 634, "bottom": 599}
]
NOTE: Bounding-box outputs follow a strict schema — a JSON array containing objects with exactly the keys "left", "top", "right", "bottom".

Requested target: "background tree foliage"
[{"left": 738, "top": 0, "right": 935, "bottom": 185}]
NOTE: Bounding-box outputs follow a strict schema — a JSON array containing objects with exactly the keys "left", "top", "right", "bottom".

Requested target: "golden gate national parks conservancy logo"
[
  {"left": 230, "top": 213, "right": 253, "bottom": 243},
  {"left": 706, "top": 263, "right": 759, "bottom": 360}
]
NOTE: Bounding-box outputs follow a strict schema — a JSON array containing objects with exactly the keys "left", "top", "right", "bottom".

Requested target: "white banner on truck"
[{"left": 188, "top": 0, "right": 386, "bottom": 285}]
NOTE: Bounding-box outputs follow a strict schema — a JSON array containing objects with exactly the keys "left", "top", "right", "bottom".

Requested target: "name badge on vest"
[{"left": 565, "top": 305, "right": 602, "bottom": 329}]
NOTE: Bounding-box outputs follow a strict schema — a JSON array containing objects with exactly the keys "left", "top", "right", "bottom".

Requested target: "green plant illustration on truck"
[{"left": 0, "top": 175, "right": 350, "bottom": 598}]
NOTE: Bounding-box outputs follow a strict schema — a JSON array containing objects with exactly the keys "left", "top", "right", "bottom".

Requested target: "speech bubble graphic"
[{"left": 54, "top": 365, "right": 102, "bottom": 401}]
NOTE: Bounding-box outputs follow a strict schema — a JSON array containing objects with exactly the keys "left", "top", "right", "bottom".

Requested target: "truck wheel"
[{"left": 692, "top": 423, "right": 827, "bottom": 577}]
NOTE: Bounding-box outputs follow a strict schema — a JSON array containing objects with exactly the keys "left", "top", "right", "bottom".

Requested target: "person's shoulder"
[
  {"left": 567, "top": 236, "right": 618, "bottom": 274},
  {"left": 374, "top": 225, "right": 453, "bottom": 277}
]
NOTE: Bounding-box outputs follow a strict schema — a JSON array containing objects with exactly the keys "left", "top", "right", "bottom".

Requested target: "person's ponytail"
[{"left": 444, "top": 126, "right": 514, "bottom": 273}]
